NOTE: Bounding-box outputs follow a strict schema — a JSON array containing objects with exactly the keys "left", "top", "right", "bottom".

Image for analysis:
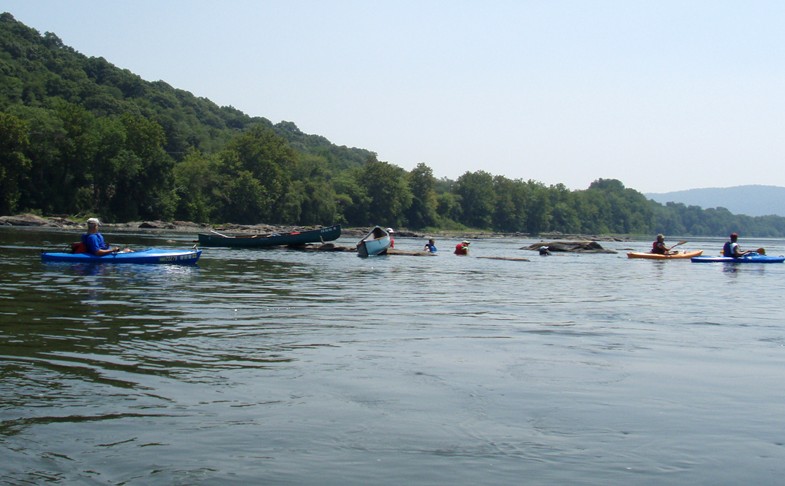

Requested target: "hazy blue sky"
[{"left": 5, "top": 1, "right": 784, "bottom": 193}]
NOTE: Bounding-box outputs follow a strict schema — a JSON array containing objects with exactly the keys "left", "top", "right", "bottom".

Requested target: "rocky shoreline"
[
  {"left": 0, "top": 213, "right": 631, "bottom": 243},
  {"left": 0, "top": 213, "right": 360, "bottom": 236}
]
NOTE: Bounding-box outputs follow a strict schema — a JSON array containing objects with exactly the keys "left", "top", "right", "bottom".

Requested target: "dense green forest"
[{"left": 2, "top": 13, "right": 784, "bottom": 236}]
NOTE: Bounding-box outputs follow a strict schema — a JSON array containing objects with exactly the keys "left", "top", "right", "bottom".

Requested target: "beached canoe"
[
  {"left": 357, "top": 226, "right": 391, "bottom": 257},
  {"left": 41, "top": 248, "right": 202, "bottom": 265},
  {"left": 197, "top": 224, "right": 341, "bottom": 248},
  {"left": 691, "top": 254, "right": 785, "bottom": 263},
  {"left": 627, "top": 250, "right": 703, "bottom": 260}
]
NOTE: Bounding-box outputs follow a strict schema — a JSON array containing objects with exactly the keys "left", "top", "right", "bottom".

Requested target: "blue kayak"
[
  {"left": 691, "top": 254, "right": 785, "bottom": 263},
  {"left": 41, "top": 248, "right": 202, "bottom": 265}
]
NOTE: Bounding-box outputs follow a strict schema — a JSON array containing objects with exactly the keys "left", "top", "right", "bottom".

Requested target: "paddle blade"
[{"left": 669, "top": 240, "right": 688, "bottom": 250}]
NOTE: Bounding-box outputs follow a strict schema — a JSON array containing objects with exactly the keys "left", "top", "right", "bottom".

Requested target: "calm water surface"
[{"left": 1, "top": 228, "right": 784, "bottom": 485}]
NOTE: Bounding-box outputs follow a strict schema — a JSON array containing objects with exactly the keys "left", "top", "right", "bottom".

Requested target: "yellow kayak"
[{"left": 627, "top": 250, "right": 703, "bottom": 260}]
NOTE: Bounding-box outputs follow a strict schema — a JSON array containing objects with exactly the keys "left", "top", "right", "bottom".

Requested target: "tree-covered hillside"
[{"left": 2, "top": 12, "right": 785, "bottom": 236}]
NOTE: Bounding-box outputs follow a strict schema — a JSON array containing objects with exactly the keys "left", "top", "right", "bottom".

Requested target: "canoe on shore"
[
  {"left": 627, "top": 250, "right": 703, "bottom": 260},
  {"left": 197, "top": 224, "right": 341, "bottom": 248},
  {"left": 41, "top": 248, "right": 202, "bottom": 265}
]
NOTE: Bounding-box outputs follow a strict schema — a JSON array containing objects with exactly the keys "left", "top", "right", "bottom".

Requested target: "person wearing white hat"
[
  {"left": 454, "top": 240, "right": 470, "bottom": 255},
  {"left": 82, "top": 218, "right": 123, "bottom": 256},
  {"left": 386, "top": 228, "right": 395, "bottom": 249}
]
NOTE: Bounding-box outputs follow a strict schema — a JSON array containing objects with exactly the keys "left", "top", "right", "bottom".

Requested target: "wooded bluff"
[{"left": 2, "top": 13, "right": 784, "bottom": 236}]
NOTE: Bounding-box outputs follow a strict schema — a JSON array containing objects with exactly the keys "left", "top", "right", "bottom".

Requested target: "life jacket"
[
  {"left": 723, "top": 241, "right": 733, "bottom": 257},
  {"left": 76, "top": 233, "right": 92, "bottom": 253},
  {"left": 652, "top": 241, "right": 666, "bottom": 254}
]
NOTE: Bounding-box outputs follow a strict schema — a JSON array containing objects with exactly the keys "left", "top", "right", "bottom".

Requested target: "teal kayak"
[
  {"left": 41, "top": 248, "right": 202, "bottom": 265},
  {"left": 198, "top": 224, "right": 341, "bottom": 247},
  {"left": 691, "top": 254, "right": 784, "bottom": 263}
]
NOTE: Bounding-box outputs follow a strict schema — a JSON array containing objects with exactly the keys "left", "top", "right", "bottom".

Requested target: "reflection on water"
[{"left": 2, "top": 230, "right": 785, "bottom": 484}]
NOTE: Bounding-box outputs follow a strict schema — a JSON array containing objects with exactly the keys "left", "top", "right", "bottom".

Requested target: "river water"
[{"left": 1, "top": 228, "right": 784, "bottom": 485}]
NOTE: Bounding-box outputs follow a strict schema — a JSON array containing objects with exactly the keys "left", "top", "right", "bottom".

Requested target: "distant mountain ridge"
[{"left": 646, "top": 185, "right": 785, "bottom": 217}]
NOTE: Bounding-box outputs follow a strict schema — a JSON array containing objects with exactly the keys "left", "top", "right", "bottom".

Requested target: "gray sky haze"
[{"left": 5, "top": 1, "right": 784, "bottom": 193}]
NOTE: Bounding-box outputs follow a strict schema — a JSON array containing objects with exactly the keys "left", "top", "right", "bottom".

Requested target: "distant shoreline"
[{"left": 0, "top": 213, "right": 630, "bottom": 242}]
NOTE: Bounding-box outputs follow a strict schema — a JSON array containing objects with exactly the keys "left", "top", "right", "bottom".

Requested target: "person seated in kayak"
[
  {"left": 723, "top": 232, "right": 753, "bottom": 258},
  {"left": 82, "top": 218, "right": 129, "bottom": 256},
  {"left": 424, "top": 238, "right": 437, "bottom": 253},
  {"left": 454, "top": 240, "right": 470, "bottom": 255},
  {"left": 651, "top": 234, "right": 672, "bottom": 254}
]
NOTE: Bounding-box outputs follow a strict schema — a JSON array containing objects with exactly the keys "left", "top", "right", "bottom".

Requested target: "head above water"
[
  {"left": 730, "top": 232, "right": 738, "bottom": 241},
  {"left": 657, "top": 234, "right": 664, "bottom": 242},
  {"left": 87, "top": 217, "right": 101, "bottom": 227}
]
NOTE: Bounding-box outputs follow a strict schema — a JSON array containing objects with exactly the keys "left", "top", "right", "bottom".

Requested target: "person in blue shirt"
[
  {"left": 82, "top": 218, "right": 124, "bottom": 256},
  {"left": 424, "top": 238, "right": 437, "bottom": 253}
]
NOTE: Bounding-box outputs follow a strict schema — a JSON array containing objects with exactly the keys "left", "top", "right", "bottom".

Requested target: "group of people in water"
[
  {"left": 421, "top": 237, "right": 470, "bottom": 255},
  {"left": 78, "top": 218, "right": 755, "bottom": 259},
  {"left": 424, "top": 238, "right": 470, "bottom": 255},
  {"left": 386, "top": 227, "right": 467, "bottom": 255},
  {"left": 652, "top": 232, "right": 755, "bottom": 257}
]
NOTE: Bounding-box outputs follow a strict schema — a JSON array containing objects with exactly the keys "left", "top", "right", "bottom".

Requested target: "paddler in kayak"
[
  {"left": 722, "top": 232, "right": 755, "bottom": 258},
  {"left": 82, "top": 218, "right": 131, "bottom": 256},
  {"left": 651, "top": 234, "right": 673, "bottom": 255}
]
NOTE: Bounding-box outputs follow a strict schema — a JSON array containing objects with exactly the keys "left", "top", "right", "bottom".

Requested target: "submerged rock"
[
  {"left": 524, "top": 241, "right": 617, "bottom": 254},
  {"left": 477, "top": 256, "right": 530, "bottom": 262}
]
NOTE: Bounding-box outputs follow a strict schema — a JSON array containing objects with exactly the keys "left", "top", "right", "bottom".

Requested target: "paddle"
[
  {"left": 722, "top": 248, "right": 766, "bottom": 257},
  {"left": 667, "top": 240, "right": 688, "bottom": 253},
  {"left": 210, "top": 229, "right": 229, "bottom": 238}
]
